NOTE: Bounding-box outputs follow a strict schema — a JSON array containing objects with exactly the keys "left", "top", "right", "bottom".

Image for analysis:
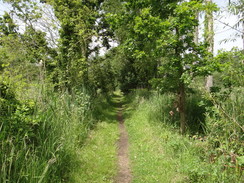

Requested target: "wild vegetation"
[
  {"left": 124, "top": 89, "right": 243, "bottom": 182},
  {"left": 0, "top": 0, "right": 243, "bottom": 182}
]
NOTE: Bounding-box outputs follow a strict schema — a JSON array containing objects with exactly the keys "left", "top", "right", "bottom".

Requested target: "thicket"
[
  {"left": 158, "top": 49, "right": 244, "bottom": 180},
  {"left": 122, "top": 48, "right": 244, "bottom": 181}
]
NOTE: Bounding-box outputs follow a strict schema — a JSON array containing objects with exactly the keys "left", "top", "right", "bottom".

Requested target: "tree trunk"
[
  {"left": 179, "top": 81, "right": 186, "bottom": 134},
  {"left": 194, "top": 12, "right": 199, "bottom": 44},
  {"left": 175, "top": 27, "right": 187, "bottom": 134},
  {"left": 204, "top": 0, "right": 214, "bottom": 91},
  {"left": 242, "top": 20, "right": 244, "bottom": 49},
  {"left": 205, "top": 75, "right": 213, "bottom": 92}
]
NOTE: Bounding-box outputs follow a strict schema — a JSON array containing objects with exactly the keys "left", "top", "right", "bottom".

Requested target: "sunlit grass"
[
  {"left": 69, "top": 122, "right": 119, "bottom": 183},
  {"left": 68, "top": 91, "right": 121, "bottom": 183},
  {"left": 125, "top": 101, "right": 188, "bottom": 182},
  {"left": 125, "top": 91, "right": 243, "bottom": 183}
]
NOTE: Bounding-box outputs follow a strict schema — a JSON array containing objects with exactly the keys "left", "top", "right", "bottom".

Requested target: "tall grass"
[{"left": 0, "top": 84, "right": 96, "bottom": 183}]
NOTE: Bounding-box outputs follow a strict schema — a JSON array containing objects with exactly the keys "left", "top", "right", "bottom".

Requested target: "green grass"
[
  {"left": 0, "top": 86, "right": 121, "bottom": 183},
  {"left": 69, "top": 122, "right": 119, "bottom": 183},
  {"left": 68, "top": 92, "right": 121, "bottom": 183},
  {"left": 124, "top": 92, "right": 243, "bottom": 183},
  {"left": 125, "top": 100, "right": 188, "bottom": 182},
  {"left": 2, "top": 85, "right": 242, "bottom": 182}
]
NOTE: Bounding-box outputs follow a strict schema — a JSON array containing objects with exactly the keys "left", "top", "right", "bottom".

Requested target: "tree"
[
  {"left": 215, "top": 48, "right": 244, "bottom": 89},
  {"left": 3, "top": 0, "right": 43, "bottom": 30},
  {"left": 44, "top": 0, "right": 114, "bottom": 91},
  {"left": 155, "top": 1, "right": 213, "bottom": 134},
  {"left": 107, "top": 0, "right": 181, "bottom": 91},
  {"left": 88, "top": 50, "right": 117, "bottom": 94},
  {"left": 0, "top": 12, "right": 18, "bottom": 36},
  {"left": 108, "top": 0, "right": 217, "bottom": 133},
  {"left": 0, "top": 1, "right": 57, "bottom": 89}
]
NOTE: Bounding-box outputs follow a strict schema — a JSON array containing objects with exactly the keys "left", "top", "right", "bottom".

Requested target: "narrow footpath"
[{"left": 116, "top": 107, "right": 132, "bottom": 183}]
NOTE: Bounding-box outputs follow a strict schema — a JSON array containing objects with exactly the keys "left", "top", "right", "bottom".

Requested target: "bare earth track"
[{"left": 116, "top": 108, "right": 132, "bottom": 183}]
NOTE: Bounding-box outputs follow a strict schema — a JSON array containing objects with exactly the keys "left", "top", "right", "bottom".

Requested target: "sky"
[
  {"left": 0, "top": 0, "right": 243, "bottom": 55},
  {"left": 213, "top": 0, "right": 243, "bottom": 54}
]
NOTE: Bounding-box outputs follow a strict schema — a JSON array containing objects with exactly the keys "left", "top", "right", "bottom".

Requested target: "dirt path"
[{"left": 116, "top": 108, "right": 132, "bottom": 183}]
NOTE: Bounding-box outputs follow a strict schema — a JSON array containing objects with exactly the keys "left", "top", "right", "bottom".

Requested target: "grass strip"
[
  {"left": 68, "top": 95, "right": 120, "bottom": 183},
  {"left": 125, "top": 105, "right": 188, "bottom": 183},
  {"left": 69, "top": 121, "right": 119, "bottom": 183}
]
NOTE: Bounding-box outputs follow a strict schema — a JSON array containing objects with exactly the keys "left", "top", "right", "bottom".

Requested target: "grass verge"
[
  {"left": 69, "top": 122, "right": 119, "bottom": 183},
  {"left": 125, "top": 100, "right": 188, "bottom": 182},
  {"left": 124, "top": 91, "right": 243, "bottom": 183},
  {"left": 68, "top": 93, "right": 120, "bottom": 183}
]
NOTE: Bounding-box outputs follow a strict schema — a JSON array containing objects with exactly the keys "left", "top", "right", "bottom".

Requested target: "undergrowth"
[
  {"left": 0, "top": 80, "right": 110, "bottom": 183},
  {"left": 124, "top": 90, "right": 243, "bottom": 183}
]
